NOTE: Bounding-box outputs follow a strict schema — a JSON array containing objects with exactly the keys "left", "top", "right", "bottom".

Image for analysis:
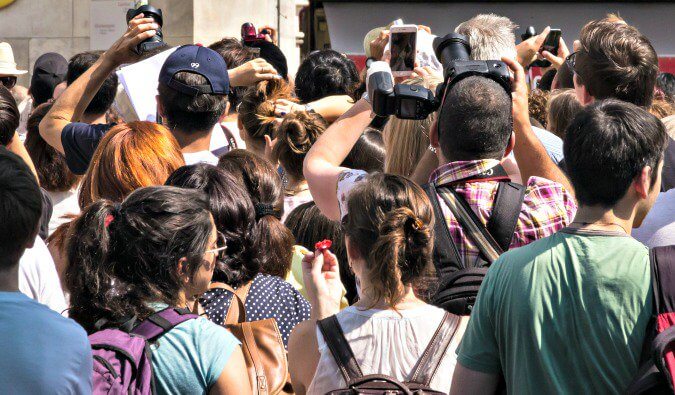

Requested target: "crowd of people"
[{"left": 0, "top": 9, "right": 674, "bottom": 395}]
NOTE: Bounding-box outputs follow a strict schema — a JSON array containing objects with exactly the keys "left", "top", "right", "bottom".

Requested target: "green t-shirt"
[{"left": 457, "top": 229, "right": 651, "bottom": 394}]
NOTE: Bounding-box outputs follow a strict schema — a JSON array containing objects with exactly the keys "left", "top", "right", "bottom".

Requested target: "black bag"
[
  {"left": 627, "top": 245, "right": 675, "bottom": 394},
  {"left": 423, "top": 179, "right": 525, "bottom": 315},
  {"left": 317, "top": 312, "right": 460, "bottom": 394}
]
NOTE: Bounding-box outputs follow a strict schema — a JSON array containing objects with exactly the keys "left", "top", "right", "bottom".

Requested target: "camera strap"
[{"left": 423, "top": 164, "right": 526, "bottom": 272}]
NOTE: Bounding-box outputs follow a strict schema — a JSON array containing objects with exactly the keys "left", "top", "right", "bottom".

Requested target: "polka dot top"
[{"left": 200, "top": 273, "right": 311, "bottom": 348}]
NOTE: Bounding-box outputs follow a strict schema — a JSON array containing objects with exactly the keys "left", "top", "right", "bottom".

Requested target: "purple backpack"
[{"left": 89, "top": 307, "right": 198, "bottom": 394}]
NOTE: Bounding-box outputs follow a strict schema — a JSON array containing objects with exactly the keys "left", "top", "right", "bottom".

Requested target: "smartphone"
[
  {"left": 536, "top": 29, "right": 562, "bottom": 67},
  {"left": 389, "top": 25, "right": 417, "bottom": 77}
]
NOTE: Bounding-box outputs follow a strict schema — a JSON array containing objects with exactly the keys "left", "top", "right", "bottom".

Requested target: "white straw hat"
[{"left": 0, "top": 42, "right": 28, "bottom": 76}]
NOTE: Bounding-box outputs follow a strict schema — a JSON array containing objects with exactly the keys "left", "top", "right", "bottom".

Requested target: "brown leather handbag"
[{"left": 210, "top": 282, "right": 292, "bottom": 395}]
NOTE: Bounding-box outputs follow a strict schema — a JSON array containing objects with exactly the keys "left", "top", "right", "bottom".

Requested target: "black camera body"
[
  {"left": 241, "top": 23, "right": 270, "bottom": 46},
  {"left": 126, "top": 5, "right": 164, "bottom": 54},
  {"left": 369, "top": 33, "right": 512, "bottom": 120}
]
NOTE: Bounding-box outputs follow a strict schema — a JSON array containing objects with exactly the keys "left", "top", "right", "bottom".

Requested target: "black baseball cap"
[
  {"left": 248, "top": 40, "right": 288, "bottom": 80},
  {"left": 159, "top": 45, "right": 229, "bottom": 96},
  {"left": 30, "top": 52, "right": 68, "bottom": 106}
]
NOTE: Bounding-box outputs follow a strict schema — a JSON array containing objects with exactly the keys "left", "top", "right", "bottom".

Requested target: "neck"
[
  {"left": 81, "top": 113, "right": 107, "bottom": 125},
  {"left": 247, "top": 141, "right": 266, "bottom": 159},
  {"left": 172, "top": 128, "right": 212, "bottom": 153},
  {"left": 222, "top": 112, "right": 238, "bottom": 123},
  {"left": 571, "top": 204, "right": 636, "bottom": 235},
  {"left": 354, "top": 282, "right": 425, "bottom": 310},
  {"left": 285, "top": 177, "right": 308, "bottom": 194},
  {"left": 0, "top": 264, "right": 20, "bottom": 292}
]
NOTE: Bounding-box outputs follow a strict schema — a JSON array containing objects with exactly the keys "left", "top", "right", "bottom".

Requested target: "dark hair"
[
  {"left": 285, "top": 201, "right": 357, "bottom": 303},
  {"left": 218, "top": 150, "right": 294, "bottom": 278},
  {"left": 343, "top": 173, "right": 433, "bottom": 308},
  {"left": 66, "top": 51, "right": 118, "bottom": 115},
  {"left": 295, "top": 50, "right": 360, "bottom": 103},
  {"left": 576, "top": 20, "right": 659, "bottom": 107},
  {"left": 0, "top": 85, "right": 20, "bottom": 145},
  {"left": 528, "top": 89, "right": 549, "bottom": 129},
  {"left": 238, "top": 79, "right": 295, "bottom": 146},
  {"left": 0, "top": 147, "right": 42, "bottom": 268},
  {"left": 157, "top": 71, "right": 228, "bottom": 134},
  {"left": 546, "top": 89, "right": 583, "bottom": 139},
  {"left": 209, "top": 37, "right": 256, "bottom": 111},
  {"left": 165, "top": 164, "right": 260, "bottom": 287},
  {"left": 538, "top": 69, "right": 556, "bottom": 91},
  {"left": 25, "top": 102, "right": 80, "bottom": 191},
  {"left": 657, "top": 73, "right": 675, "bottom": 103},
  {"left": 438, "top": 76, "right": 512, "bottom": 160},
  {"left": 554, "top": 61, "right": 575, "bottom": 89},
  {"left": 66, "top": 186, "right": 213, "bottom": 332},
  {"left": 274, "top": 111, "right": 327, "bottom": 181},
  {"left": 564, "top": 99, "right": 668, "bottom": 207},
  {"left": 341, "top": 128, "right": 385, "bottom": 173},
  {"left": 248, "top": 41, "right": 288, "bottom": 80}
]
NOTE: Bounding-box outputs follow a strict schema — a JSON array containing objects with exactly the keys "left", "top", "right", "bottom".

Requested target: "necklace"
[{"left": 570, "top": 221, "right": 630, "bottom": 235}]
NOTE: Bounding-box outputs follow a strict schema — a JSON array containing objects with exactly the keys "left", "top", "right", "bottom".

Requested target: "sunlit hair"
[
  {"left": 238, "top": 79, "right": 295, "bottom": 149},
  {"left": 78, "top": 121, "right": 185, "bottom": 208},
  {"left": 383, "top": 77, "right": 439, "bottom": 177},
  {"left": 455, "top": 14, "right": 518, "bottom": 61}
]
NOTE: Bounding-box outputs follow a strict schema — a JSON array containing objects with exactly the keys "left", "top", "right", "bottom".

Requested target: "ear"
[
  {"left": 156, "top": 95, "right": 165, "bottom": 118},
  {"left": 633, "top": 166, "right": 653, "bottom": 200},
  {"left": 503, "top": 132, "right": 515, "bottom": 158},
  {"left": 429, "top": 120, "right": 440, "bottom": 148},
  {"left": 574, "top": 75, "right": 593, "bottom": 105},
  {"left": 219, "top": 102, "right": 231, "bottom": 122},
  {"left": 237, "top": 117, "right": 244, "bottom": 133},
  {"left": 176, "top": 257, "right": 191, "bottom": 284}
]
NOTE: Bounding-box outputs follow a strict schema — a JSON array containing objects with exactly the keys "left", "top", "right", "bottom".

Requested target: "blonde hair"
[
  {"left": 455, "top": 14, "right": 518, "bottom": 61},
  {"left": 383, "top": 77, "right": 440, "bottom": 177}
]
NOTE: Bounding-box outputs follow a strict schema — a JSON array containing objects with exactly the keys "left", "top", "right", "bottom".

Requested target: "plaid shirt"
[
  {"left": 336, "top": 160, "right": 576, "bottom": 266},
  {"left": 429, "top": 159, "right": 577, "bottom": 265}
]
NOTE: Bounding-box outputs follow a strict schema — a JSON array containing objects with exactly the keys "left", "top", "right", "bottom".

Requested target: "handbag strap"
[
  {"left": 486, "top": 182, "right": 526, "bottom": 252},
  {"left": 422, "top": 182, "right": 463, "bottom": 277},
  {"left": 317, "top": 315, "right": 364, "bottom": 383},
  {"left": 409, "top": 312, "right": 461, "bottom": 385},
  {"left": 212, "top": 281, "right": 252, "bottom": 325}
]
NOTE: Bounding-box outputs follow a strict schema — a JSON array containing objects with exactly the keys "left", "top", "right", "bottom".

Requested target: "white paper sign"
[
  {"left": 116, "top": 47, "right": 176, "bottom": 122},
  {"left": 90, "top": 0, "right": 135, "bottom": 50}
]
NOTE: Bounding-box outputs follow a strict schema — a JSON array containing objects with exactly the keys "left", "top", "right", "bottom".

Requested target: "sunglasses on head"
[
  {"left": 0, "top": 76, "right": 17, "bottom": 89},
  {"left": 205, "top": 231, "right": 228, "bottom": 261}
]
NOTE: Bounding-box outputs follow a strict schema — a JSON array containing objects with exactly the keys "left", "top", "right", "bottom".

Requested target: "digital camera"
[{"left": 126, "top": 5, "right": 164, "bottom": 54}]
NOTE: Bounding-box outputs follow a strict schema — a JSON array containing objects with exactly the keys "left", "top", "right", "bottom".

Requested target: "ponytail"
[
  {"left": 368, "top": 207, "right": 432, "bottom": 308},
  {"left": 65, "top": 200, "right": 118, "bottom": 331}
]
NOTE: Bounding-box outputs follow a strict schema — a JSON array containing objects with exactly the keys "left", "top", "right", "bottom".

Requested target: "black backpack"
[
  {"left": 627, "top": 245, "right": 675, "bottom": 394},
  {"left": 317, "top": 313, "right": 460, "bottom": 394},
  {"left": 423, "top": 179, "right": 526, "bottom": 315}
]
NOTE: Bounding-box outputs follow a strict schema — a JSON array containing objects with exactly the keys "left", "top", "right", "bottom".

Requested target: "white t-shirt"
[
  {"left": 633, "top": 189, "right": 675, "bottom": 247},
  {"left": 47, "top": 188, "right": 80, "bottom": 236},
  {"left": 308, "top": 304, "right": 462, "bottom": 394},
  {"left": 18, "top": 237, "right": 68, "bottom": 315},
  {"left": 183, "top": 151, "right": 219, "bottom": 166}
]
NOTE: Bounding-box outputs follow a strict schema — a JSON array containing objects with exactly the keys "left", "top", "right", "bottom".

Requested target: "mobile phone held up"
[
  {"left": 532, "top": 29, "right": 562, "bottom": 68},
  {"left": 389, "top": 25, "right": 418, "bottom": 77}
]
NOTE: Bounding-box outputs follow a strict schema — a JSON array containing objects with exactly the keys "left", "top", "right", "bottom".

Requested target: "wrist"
[
  {"left": 99, "top": 51, "right": 122, "bottom": 71},
  {"left": 227, "top": 68, "right": 241, "bottom": 87},
  {"left": 311, "top": 300, "right": 340, "bottom": 320}
]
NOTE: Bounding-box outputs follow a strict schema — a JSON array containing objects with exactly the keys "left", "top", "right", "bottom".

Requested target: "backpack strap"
[
  {"left": 653, "top": 325, "right": 675, "bottom": 390},
  {"left": 486, "top": 182, "right": 526, "bottom": 252},
  {"left": 651, "top": 246, "right": 675, "bottom": 315},
  {"left": 317, "top": 315, "right": 364, "bottom": 383},
  {"left": 132, "top": 307, "right": 198, "bottom": 340},
  {"left": 409, "top": 313, "right": 461, "bottom": 385},
  {"left": 422, "top": 182, "right": 463, "bottom": 277}
]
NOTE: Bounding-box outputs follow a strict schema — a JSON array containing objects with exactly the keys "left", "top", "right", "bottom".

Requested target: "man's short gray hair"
[{"left": 455, "top": 14, "right": 518, "bottom": 61}]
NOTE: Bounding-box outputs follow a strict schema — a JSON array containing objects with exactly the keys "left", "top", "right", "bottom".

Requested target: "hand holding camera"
[
  {"left": 228, "top": 58, "right": 280, "bottom": 87},
  {"left": 102, "top": 13, "right": 158, "bottom": 67}
]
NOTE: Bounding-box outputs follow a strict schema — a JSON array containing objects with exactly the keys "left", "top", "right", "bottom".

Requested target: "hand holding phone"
[
  {"left": 533, "top": 29, "right": 562, "bottom": 68},
  {"left": 389, "top": 24, "right": 418, "bottom": 77}
]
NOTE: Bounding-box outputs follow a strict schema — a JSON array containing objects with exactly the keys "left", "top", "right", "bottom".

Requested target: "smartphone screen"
[
  {"left": 541, "top": 29, "right": 562, "bottom": 55},
  {"left": 390, "top": 31, "right": 416, "bottom": 73}
]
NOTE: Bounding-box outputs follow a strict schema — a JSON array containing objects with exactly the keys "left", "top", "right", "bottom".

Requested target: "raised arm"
[
  {"left": 6, "top": 131, "right": 38, "bottom": 183},
  {"left": 501, "top": 56, "right": 574, "bottom": 195},
  {"left": 274, "top": 95, "right": 354, "bottom": 123},
  {"left": 303, "top": 98, "right": 374, "bottom": 220},
  {"left": 39, "top": 14, "right": 159, "bottom": 154}
]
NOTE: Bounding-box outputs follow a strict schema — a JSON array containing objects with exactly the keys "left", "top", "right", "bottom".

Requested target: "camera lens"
[{"left": 433, "top": 33, "right": 471, "bottom": 70}]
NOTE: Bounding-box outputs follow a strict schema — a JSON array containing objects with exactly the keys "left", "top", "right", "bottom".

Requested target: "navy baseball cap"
[{"left": 159, "top": 45, "right": 229, "bottom": 96}]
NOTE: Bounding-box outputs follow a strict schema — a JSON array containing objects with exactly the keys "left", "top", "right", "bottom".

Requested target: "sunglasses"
[
  {"left": 0, "top": 76, "right": 17, "bottom": 89},
  {"left": 205, "top": 232, "right": 227, "bottom": 261}
]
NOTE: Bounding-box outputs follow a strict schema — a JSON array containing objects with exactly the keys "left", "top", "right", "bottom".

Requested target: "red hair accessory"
[
  {"left": 104, "top": 214, "right": 115, "bottom": 228},
  {"left": 315, "top": 239, "right": 332, "bottom": 251}
]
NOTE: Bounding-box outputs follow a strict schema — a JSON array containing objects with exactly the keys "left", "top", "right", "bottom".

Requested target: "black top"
[
  {"left": 61, "top": 122, "right": 115, "bottom": 175},
  {"left": 200, "top": 273, "right": 311, "bottom": 348}
]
